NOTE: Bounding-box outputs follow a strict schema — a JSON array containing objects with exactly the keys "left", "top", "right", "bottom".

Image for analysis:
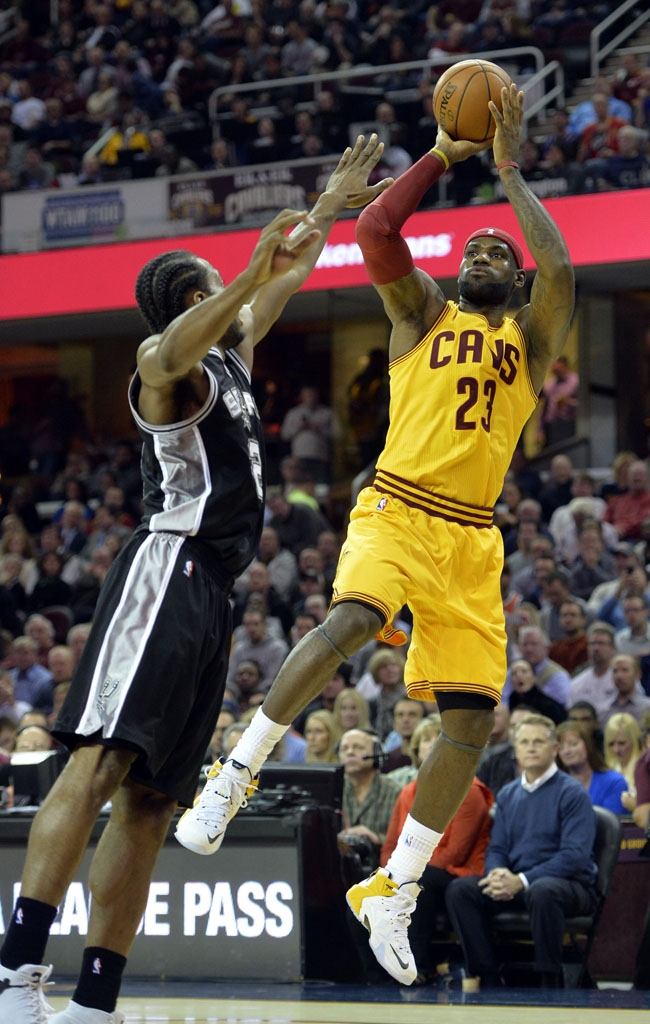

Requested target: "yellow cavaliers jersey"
[{"left": 376, "top": 301, "right": 537, "bottom": 513}]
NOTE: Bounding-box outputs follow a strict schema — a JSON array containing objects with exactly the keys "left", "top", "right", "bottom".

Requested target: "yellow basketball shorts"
[{"left": 331, "top": 486, "right": 506, "bottom": 704}]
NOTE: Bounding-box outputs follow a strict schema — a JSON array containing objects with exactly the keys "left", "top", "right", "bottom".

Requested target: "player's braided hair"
[{"left": 134, "top": 250, "right": 210, "bottom": 333}]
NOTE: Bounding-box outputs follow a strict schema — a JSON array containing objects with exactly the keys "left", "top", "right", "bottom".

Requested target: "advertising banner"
[
  {"left": 167, "top": 159, "right": 338, "bottom": 229},
  {"left": 2, "top": 178, "right": 167, "bottom": 252},
  {"left": 2, "top": 189, "right": 650, "bottom": 320}
]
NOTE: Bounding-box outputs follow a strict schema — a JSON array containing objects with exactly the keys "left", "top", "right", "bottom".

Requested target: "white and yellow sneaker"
[
  {"left": 0, "top": 962, "right": 54, "bottom": 1024},
  {"left": 174, "top": 758, "right": 258, "bottom": 855},
  {"left": 346, "top": 868, "right": 420, "bottom": 985}
]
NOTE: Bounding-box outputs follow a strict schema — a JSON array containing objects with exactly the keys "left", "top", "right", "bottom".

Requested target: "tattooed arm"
[{"left": 490, "top": 85, "right": 575, "bottom": 394}]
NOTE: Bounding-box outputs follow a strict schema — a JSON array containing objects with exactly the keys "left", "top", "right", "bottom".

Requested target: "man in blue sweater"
[{"left": 445, "top": 713, "right": 598, "bottom": 988}]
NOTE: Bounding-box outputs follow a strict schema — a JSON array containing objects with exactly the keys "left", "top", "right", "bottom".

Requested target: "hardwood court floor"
[{"left": 47, "top": 980, "right": 650, "bottom": 1024}]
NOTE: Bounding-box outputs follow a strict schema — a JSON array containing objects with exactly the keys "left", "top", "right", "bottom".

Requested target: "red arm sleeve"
[{"left": 355, "top": 151, "right": 448, "bottom": 285}]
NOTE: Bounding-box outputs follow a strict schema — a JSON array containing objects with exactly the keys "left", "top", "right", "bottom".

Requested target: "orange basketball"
[{"left": 432, "top": 59, "right": 512, "bottom": 143}]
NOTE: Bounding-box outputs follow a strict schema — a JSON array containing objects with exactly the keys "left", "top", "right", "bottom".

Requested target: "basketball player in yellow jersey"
[{"left": 177, "top": 85, "right": 575, "bottom": 984}]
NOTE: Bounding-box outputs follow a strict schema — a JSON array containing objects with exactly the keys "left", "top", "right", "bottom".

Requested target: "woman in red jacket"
[{"left": 381, "top": 714, "right": 494, "bottom": 982}]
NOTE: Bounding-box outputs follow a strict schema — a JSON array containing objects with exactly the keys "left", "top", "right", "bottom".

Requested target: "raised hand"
[
  {"left": 490, "top": 83, "right": 524, "bottom": 167},
  {"left": 325, "top": 134, "right": 394, "bottom": 208},
  {"left": 432, "top": 126, "right": 493, "bottom": 167},
  {"left": 248, "top": 208, "right": 321, "bottom": 284}
]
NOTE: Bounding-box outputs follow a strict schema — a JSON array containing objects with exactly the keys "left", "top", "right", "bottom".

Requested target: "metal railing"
[
  {"left": 590, "top": 0, "right": 650, "bottom": 77},
  {"left": 208, "top": 47, "right": 558, "bottom": 134}
]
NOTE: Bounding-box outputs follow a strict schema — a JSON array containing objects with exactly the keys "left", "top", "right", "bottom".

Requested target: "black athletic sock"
[
  {"left": 73, "top": 947, "right": 127, "bottom": 1013},
  {"left": 0, "top": 896, "right": 58, "bottom": 970}
]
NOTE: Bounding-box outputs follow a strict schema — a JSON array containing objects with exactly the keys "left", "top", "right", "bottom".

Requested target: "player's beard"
[
  {"left": 220, "top": 317, "right": 246, "bottom": 349},
  {"left": 459, "top": 275, "right": 512, "bottom": 307}
]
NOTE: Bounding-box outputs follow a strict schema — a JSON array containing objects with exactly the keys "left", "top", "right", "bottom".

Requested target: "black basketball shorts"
[{"left": 53, "top": 530, "right": 232, "bottom": 806}]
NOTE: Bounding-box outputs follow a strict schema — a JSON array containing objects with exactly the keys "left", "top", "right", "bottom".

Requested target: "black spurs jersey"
[{"left": 128, "top": 320, "right": 265, "bottom": 580}]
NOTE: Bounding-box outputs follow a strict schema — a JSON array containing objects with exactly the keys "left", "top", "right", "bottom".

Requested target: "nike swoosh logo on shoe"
[
  {"left": 207, "top": 832, "right": 222, "bottom": 844},
  {"left": 391, "top": 946, "right": 410, "bottom": 971}
]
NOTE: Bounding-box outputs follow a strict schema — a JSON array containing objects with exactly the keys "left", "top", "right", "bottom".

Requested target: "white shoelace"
[{"left": 194, "top": 769, "right": 252, "bottom": 827}]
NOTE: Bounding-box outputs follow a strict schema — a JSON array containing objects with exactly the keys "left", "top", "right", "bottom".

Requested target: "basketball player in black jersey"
[{"left": 0, "top": 135, "right": 391, "bottom": 1024}]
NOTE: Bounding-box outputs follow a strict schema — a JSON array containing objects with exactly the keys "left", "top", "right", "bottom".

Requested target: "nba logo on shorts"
[
  {"left": 376, "top": 497, "right": 388, "bottom": 511},
  {"left": 183, "top": 560, "right": 194, "bottom": 578}
]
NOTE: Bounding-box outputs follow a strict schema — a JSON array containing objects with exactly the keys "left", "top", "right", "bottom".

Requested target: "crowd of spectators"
[
  {"left": 2, "top": 414, "right": 650, "bottom": 981},
  {"left": 1, "top": 1, "right": 649, "bottom": 208}
]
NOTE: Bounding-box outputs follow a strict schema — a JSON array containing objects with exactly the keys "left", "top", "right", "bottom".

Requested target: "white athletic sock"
[
  {"left": 226, "top": 708, "right": 288, "bottom": 777},
  {"left": 385, "top": 813, "right": 443, "bottom": 885}
]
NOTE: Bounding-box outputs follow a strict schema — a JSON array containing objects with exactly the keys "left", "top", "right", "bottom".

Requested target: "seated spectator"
[
  {"left": 616, "top": 593, "right": 650, "bottom": 659},
  {"left": 13, "top": 723, "right": 54, "bottom": 753},
  {"left": 592, "top": 125, "right": 650, "bottom": 191},
  {"left": 227, "top": 658, "right": 263, "bottom": 714},
  {"left": 77, "top": 153, "right": 109, "bottom": 186},
  {"left": 17, "top": 146, "right": 58, "bottom": 190},
  {"left": 332, "top": 687, "right": 371, "bottom": 736},
  {"left": 382, "top": 697, "right": 425, "bottom": 771},
  {"left": 476, "top": 705, "right": 533, "bottom": 798},
  {"left": 600, "top": 449, "right": 638, "bottom": 504},
  {"left": 98, "top": 110, "right": 152, "bottom": 166},
  {"left": 337, "top": 727, "right": 401, "bottom": 863},
  {"left": 27, "top": 552, "right": 71, "bottom": 613},
  {"left": 47, "top": 645, "right": 74, "bottom": 687},
  {"left": 557, "top": 718, "right": 628, "bottom": 814},
  {"left": 0, "top": 670, "right": 31, "bottom": 724},
  {"left": 503, "top": 626, "right": 570, "bottom": 707},
  {"left": 509, "top": 657, "right": 567, "bottom": 725},
  {"left": 603, "top": 461, "right": 650, "bottom": 541},
  {"left": 281, "top": 20, "right": 322, "bottom": 76},
  {"left": 357, "top": 648, "right": 407, "bottom": 736},
  {"left": 24, "top": 614, "right": 55, "bottom": 667},
  {"left": 69, "top": 546, "right": 115, "bottom": 623},
  {"left": 570, "top": 523, "right": 617, "bottom": 601},
  {"left": 288, "top": 611, "right": 318, "bottom": 648},
  {"left": 503, "top": 497, "right": 547, "bottom": 559},
  {"left": 568, "top": 76, "right": 632, "bottom": 140},
  {"left": 205, "top": 137, "right": 237, "bottom": 170},
  {"left": 549, "top": 600, "right": 589, "bottom": 675},
  {"left": 267, "top": 490, "right": 332, "bottom": 556},
  {"left": 246, "top": 116, "right": 282, "bottom": 164},
  {"left": 632, "top": 710, "right": 650, "bottom": 830},
  {"left": 9, "top": 637, "right": 55, "bottom": 714},
  {"left": 549, "top": 473, "right": 614, "bottom": 565},
  {"left": 59, "top": 501, "right": 89, "bottom": 555},
  {"left": 67, "top": 622, "right": 92, "bottom": 668},
  {"left": 0, "top": 521, "right": 37, "bottom": 595},
  {"left": 539, "top": 454, "right": 574, "bottom": 522},
  {"left": 511, "top": 543, "right": 555, "bottom": 604},
  {"left": 304, "top": 709, "right": 339, "bottom": 763},
  {"left": 86, "top": 70, "right": 120, "bottom": 126},
  {"left": 154, "top": 142, "right": 198, "bottom": 177},
  {"left": 505, "top": 519, "right": 542, "bottom": 577},
  {"left": 566, "top": 700, "right": 604, "bottom": 755},
  {"left": 48, "top": 680, "right": 71, "bottom": 731},
  {"left": 540, "top": 107, "right": 578, "bottom": 161},
  {"left": 445, "top": 714, "right": 598, "bottom": 990},
  {"left": 82, "top": 505, "right": 133, "bottom": 561},
  {"left": 538, "top": 140, "right": 585, "bottom": 197},
  {"left": 587, "top": 543, "right": 649, "bottom": 621},
  {"left": 597, "top": 558, "right": 649, "bottom": 631},
  {"left": 568, "top": 621, "right": 617, "bottom": 709},
  {"left": 539, "top": 570, "right": 587, "bottom": 643},
  {"left": 30, "top": 97, "right": 79, "bottom": 173},
  {"left": 578, "top": 90, "right": 629, "bottom": 168},
  {"left": 604, "top": 711, "right": 642, "bottom": 812},
  {"left": 381, "top": 715, "right": 493, "bottom": 982},
  {"left": 598, "top": 654, "right": 650, "bottom": 727},
  {"left": 233, "top": 559, "right": 293, "bottom": 634},
  {"left": 226, "top": 611, "right": 289, "bottom": 693}
]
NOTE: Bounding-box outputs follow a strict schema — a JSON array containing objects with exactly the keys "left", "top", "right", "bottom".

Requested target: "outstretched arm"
[
  {"left": 137, "top": 208, "right": 320, "bottom": 390},
  {"left": 240, "top": 134, "right": 393, "bottom": 367},
  {"left": 355, "top": 131, "right": 491, "bottom": 358},
  {"left": 490, "top": 85, "right": 575, "bottom": 394}
]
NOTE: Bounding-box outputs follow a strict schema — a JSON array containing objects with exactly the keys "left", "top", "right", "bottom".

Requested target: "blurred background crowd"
[{"left": 1, "top": 0, "right": 649, "bottom": 202}]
